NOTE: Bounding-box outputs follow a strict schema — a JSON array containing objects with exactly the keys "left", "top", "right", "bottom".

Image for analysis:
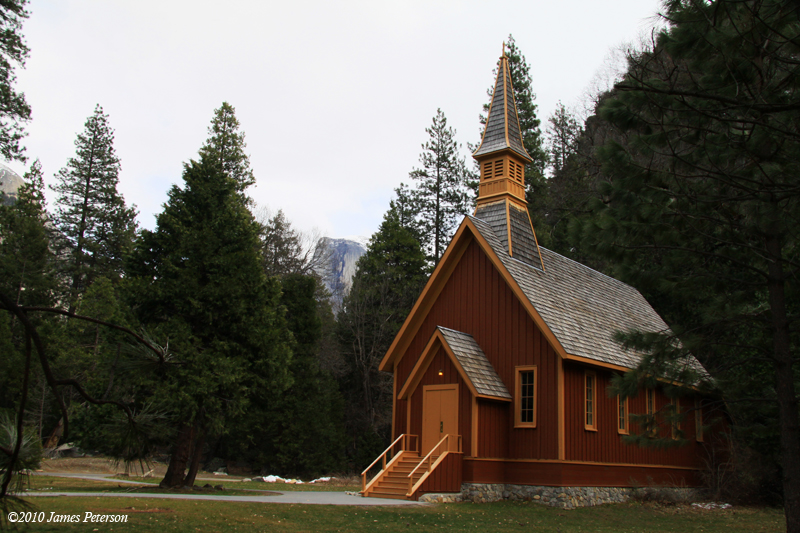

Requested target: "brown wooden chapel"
[{"left": 361, "top": 48, "right": 715, "bottom": 501}]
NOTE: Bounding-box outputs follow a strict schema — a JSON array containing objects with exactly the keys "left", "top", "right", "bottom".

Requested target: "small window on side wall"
[
  {"left": 585, "top": 370, "right": 597, "bottom": 431},
  {"left": 515, "top": 366, "right": 537, "bottom": 428},
  {"left": 646, "top": 388, "right": 657, "bottom": 437},
  {"left": 671, "top": 398, "right": 681, "bottom": 440},
  {"left": 695, "top": 399, "right": 704, "bottom": 442},
  {"left": 617, "top": 395, "right": 629, "bottom": 435}
]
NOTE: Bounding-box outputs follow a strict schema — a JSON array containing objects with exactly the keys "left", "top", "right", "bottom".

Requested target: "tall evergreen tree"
[
  {"left": 128, "top": 154, "right": 293, "bottom": 488},
  {"left": 0, "top": 160, "right": 53, "bottom": 308},
  {"left": 408, "top": 108, "right": 471, "bottom": 263},
  {"left": 198, "top": 101, "right": 255, "bottom": 191},
  {"left": 52, "top": 105, "right": 137, "bottom": 305},
  {"left": 546, "top": 102, "right": 581, "bottom": 178},
  {"left": 127, "top": 103, "right": 292, "bottom": 487},
  {"left": 575, "top": 1, "right": 800, "bottom": 528},
  {"left": 221, "top": 274, "right": 345, "bottom": 476},
  {"left": 337, "top": 207, "right": 427, "bottom": 465},
  {"left": 0, "top": 160, "right": 54, "bottom": 416},
  {"left": 0, "top": 0, "right": 31, "bottom": 163}
]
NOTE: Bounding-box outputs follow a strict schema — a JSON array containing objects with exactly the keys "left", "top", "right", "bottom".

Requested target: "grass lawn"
[
  {"left": 25, "top": 476, "right": 279, "bottom": 497},
  {"left": 111, "top": 475, "right": 362, "bottom": 492},
  {"left": 6, "top": 496, "right": 785, "bottom": 532}
]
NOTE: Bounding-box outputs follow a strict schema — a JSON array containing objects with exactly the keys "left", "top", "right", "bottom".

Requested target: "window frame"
[
  {"left": 671, "top": 397, "right": 681, "bottom": 440},
  {"left": 695, "top": 399, "right": 704, "bottom": 442},
  {"left": 514, "top": 366, "right": 538, "bottom": 428},
  {"left": 584, "top": 370, "right": 597, "bottom": 431},
  {"left": 617, "top": 395, "right": 629, "bottom": 435},
  {"left": 646, "top": 388, "right": 657, "bottom": 437}
]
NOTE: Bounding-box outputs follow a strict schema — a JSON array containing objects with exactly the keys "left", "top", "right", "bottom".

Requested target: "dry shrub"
[{"left": 699, "top": 435, "right": 781, "bottom": 506}]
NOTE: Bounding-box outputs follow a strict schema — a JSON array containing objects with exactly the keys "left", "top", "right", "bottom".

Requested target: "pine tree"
[
  {"left": 221, "top": 274, "right": 345, "bottom": 476},
  {"left": 52, "top": 105, "right": 137, "bottom": 304},
  {"left": 0, "top": 160, "right": 54, "bottom": 418},
  {"left": 127, "top": 145, "right": 292, "bottom": 489},
  {"left": 337, "top": 207, "right": 427, "bottom": 465},
  {"left": 546, "top": 102, "right": 581, "bottom": 177},
  {"left": 0, "top": 0, "right": 31, "bottom": 163},
  {"left": 576, "top": 1, "right": 800, "bottom": 528},
  {"left": 198, "top": 101, "right": 255, "bottom": 191},
  {"left": 408, "top": 108, "right": 470, "bottom": 263},
  {"left": 0, "top": 160, "right": 53, "bottom": 308}
]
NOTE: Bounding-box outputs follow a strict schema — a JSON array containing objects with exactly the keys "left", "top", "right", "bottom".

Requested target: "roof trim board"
[
  {"left": 378, "top": 223, "right": 475, "bottom": 372},
  {"left": 379, "top": 216, "right": 569, "bottom": 373}
]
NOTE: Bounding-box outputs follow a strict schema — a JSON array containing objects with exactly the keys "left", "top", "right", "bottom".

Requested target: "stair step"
[
  {"left": 377, "top": 481, "right": 411, "bottom": 490},
  {"left": 373, "top": 484, "right": 406, "bottom": 492},
  {"left": 367, "top": 491, "right": 410, "bottom": 500}
]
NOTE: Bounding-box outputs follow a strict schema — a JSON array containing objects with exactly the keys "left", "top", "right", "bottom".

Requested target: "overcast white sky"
[{"left": 9, "top": 0, "right": 664, "bottom": 242}]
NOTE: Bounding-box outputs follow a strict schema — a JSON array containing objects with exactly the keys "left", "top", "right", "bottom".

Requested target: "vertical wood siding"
[
  {"left": 395, "top": 239, "right": 558, "bottom": 460},
  {"left": 563, "top": 361, "right": 703, "bottom": 467},
  {"left": 392, "top": 238, "right": 714, "bottom": 486},
  {"left": 413, "top": 453, "right": 463, "bottom": 499}
]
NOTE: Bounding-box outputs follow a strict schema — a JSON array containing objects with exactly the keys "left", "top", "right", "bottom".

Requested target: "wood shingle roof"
[
  {"left": 469, "top": 215, "right": 708, "bottom": 376},
  {"left": 437, "top": 327, "right": 511, "bottom": 400}
]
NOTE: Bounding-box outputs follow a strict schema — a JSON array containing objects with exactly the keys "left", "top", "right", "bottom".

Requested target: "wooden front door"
[{"left": 421, "top": 384, "right": 459, "bottom": 456}]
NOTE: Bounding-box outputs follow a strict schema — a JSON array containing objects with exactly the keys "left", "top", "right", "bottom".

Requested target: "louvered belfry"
[{"left": 473, "top": 45, "right": 544, "bottom": 271}]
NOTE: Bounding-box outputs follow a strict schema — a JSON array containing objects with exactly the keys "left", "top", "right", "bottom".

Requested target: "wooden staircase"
[
  {"left": 365, "top": 452, "right": 423, "bottom": 499},
  {"left": 361, "top": 434, "right": 463, "bottom": 501}
]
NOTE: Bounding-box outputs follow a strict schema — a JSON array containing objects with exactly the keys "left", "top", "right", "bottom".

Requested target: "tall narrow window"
[
  {"left": 695, "top": 399, "right": 704, "bottom": 442},
  {"left": 671, "top": 398, "right": 681, "bottom": 440},
  {"left": 515, "top": 366, "right": 537, "bottom": 428},
  {"left": 617, "top": 395, "right": 629, "bottom": 434},
  {"left": 585, "top": 371, "right": 597, "bottom": 431},
  {"left": 646, "top": 388, "right": 657, "bottom": 436}
]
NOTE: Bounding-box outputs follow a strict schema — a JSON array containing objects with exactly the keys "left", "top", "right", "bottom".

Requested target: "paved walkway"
[
  {"left": 27, "top": 473, "right": 424, "bottom": 506},
  {"left": 34, "top": 473, "right": 146, "bottom": 485},
  {"left": 23, "top": 491, "right": 422, "bottom": 506}
]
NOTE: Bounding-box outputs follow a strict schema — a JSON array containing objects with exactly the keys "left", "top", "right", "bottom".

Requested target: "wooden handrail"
[
  {"left": 360, "top": 434, "right": 418, "bottom": 492},
  {"left": 407, "top": 434, "right": 461, "bottom": 495}
]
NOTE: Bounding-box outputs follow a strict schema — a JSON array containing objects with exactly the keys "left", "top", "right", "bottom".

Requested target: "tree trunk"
[
  {"left": 765, "top": 233, "right": 800, "bottom": 533},
  {"left": 160, "top": 423, "right": 195, "bottom": 487},
  {"left": 184, "top": 425, "right": 206, "bottom": 487}
]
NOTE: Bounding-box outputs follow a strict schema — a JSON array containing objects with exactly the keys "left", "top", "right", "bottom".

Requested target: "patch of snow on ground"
[{"left": 692, "top": 502, "right": 732, "bottom": 510}]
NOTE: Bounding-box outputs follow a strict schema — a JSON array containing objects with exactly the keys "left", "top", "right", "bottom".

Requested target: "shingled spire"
[
  {"left": 473, "top": 44, "right": 544, "bottom": 271},
  {"left": 473, "top": 45, "right": 532, "bottom": 164}
]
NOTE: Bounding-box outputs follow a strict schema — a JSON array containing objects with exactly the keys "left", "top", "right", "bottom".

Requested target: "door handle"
[{"left": 440, "top": 421, "right": 443, "bottom": 433}]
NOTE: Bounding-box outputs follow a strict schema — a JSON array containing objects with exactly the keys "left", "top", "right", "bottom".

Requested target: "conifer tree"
[
  {"left": 221, "top": 274, "right": 345, "bottom": 476},
  {"left": 52, "top": 105, "right": 137, "bottom": 304},
  {"left": 546, "top": 102, "right": 581, "bottom": 177},
  {"left": 408, "top": 108, "right": 471, "bottom": 263},
  {"left": 127, "top": 130, "right": 292, "bottom": 489},
  {"left": 337, "top": 207, "right": 427, "bottom": 464},
  {"left": 0, "top": 160, "right": 54, "bottom": 416},
  {"left": 0, "top": 160, "right": 53, "bottom": 308},
  {"left": 0, "top": 0, "right": 31, "bottom": 163},
  {"left": 576, "top": 1, "right": 800, "bottom": 528},
  {"left": 198, "top": 101, "right": 255, "bottom": 191}
]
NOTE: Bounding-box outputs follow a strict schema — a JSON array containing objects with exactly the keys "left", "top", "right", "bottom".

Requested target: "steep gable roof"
[
  {"left": 398, "top": 326, "right": 511, "bottom": 401},
  {"left": 380, "top": 215, "right": 708, "bottom": 379},
  {"left": 438, "top": 327, "right": 511, "bottom": 400},
  {"left": 470, "top": 216, "right": 677, "bottom": 370}
]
